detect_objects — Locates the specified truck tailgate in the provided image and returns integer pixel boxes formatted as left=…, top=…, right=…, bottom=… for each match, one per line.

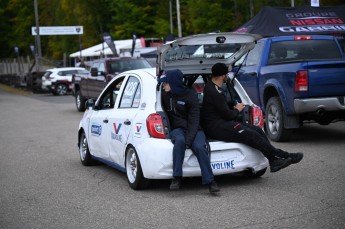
left=305, top=60, right=345, bottom=97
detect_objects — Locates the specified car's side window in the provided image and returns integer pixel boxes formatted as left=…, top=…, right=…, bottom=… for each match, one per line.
left=99, top=63, right=105, bottom=72
left=119, top=76, right=141, bottom=108
left=132, top=85, right=141, bottom=107
left=64, top=70, right=77, bottom=75
left=91, top=63, right=100, bottom=70
left=97, top=76, right=125, bottom=110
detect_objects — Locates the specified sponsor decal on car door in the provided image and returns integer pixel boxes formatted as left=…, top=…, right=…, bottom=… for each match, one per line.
left=88, top=111, right=111, bottom=160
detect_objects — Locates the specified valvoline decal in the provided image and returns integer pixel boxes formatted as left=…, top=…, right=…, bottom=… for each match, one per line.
left=113, top=123, right=122, bottom=134
left=91, top=124, right=102, bottom=136
left=211, top=160, right=235, bottom=170
left=111, top=123, right=123, bottom=142
left=135, top=123, right=142, bottom=137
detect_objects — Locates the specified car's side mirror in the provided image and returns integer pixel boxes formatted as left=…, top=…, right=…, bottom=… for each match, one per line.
left=85, top=99, right=95, bottom=110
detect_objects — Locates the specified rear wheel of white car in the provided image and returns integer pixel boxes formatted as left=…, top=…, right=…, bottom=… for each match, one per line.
left=76, top=90, right=86, bottom=112
left=79, top=131, right=96, bottom=166
left=125, top=146, right=149, bottom=190
left=265, top=97, right=293, bottom=142
left=54, top=83, right=68, bottom=96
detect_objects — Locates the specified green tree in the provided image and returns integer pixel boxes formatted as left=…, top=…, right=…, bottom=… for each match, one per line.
left=5, top=0, right=36, bottom=57
left=1, top=0, right=344, bottom=61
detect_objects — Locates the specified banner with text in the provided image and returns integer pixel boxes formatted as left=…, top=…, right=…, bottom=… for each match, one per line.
left=235, top=5, right=345, bottom=37
left=32, top=26, right=83, bottom=35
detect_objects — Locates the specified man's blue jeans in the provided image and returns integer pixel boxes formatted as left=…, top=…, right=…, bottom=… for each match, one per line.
left=170, top=128, right=214, bottom=184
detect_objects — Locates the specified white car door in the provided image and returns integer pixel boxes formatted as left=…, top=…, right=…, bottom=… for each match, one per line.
left=107, top=75, right=142, bottom=166
left=88, top=110, right=111, bottom=161
left=88, top=76, right=125, bottom=161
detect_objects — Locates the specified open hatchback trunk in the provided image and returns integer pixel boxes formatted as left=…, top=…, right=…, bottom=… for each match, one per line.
left=156, top=32, right=262, bottom=76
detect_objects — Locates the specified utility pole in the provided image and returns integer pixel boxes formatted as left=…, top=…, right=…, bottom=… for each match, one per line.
left=250, top=0, right=254, bottom=18
left=291, top=0, right=295, bottom=7
left=34, top=0, right=42, bottom=72
left=169, top=0, right=173, bottom=34
left=176, top=0, right=182, bottom=37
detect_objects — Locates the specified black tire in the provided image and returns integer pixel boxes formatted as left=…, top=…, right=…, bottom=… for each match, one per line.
left=125, top=146, right=149, bottom=190
left=54, top=83, right=68, bottom=96
left=244, top=168, right=267, bottom=178
left=79, top=131, right=96, bottom=166
left=265, top=97, right=293, bottom=142
left=75, top=90, right=86, bottom=112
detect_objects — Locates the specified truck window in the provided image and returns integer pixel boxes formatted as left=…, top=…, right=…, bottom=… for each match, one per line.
left=245, top=42, right=263, bottom=66
left=268, top=40, right=342, bottom=64
left=336, top=38, right=345, bottom=54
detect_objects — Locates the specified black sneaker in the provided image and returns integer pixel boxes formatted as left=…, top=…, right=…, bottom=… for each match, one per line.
left=289, top=152, right=303, bottom=164
left=270, top=157, right=292, bottom=173
left=170, top=177, right=181, bottom=190
left=208, top=181, right=220, bottom=193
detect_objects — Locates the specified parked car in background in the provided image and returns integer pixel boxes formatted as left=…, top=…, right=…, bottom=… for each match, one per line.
left=235, top=35, right=345, bottom=142
left=42, top=67, right=88, bottom=95
left=72, top=57, right=152, bottom=111
left=77, top=33, right=268, bottom=190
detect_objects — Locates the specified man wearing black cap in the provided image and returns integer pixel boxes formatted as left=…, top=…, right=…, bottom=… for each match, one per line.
left=160, top=69, right=219, bottom=193
left=201, top=63, right=303, bottom=173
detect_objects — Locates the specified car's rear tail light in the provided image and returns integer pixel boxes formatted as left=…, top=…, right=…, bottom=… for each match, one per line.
left=251, top=105, right=264, bottom=128
left=295, top=70, right=308, bottom=92
left=294, top=35, right=312, bottom=40
left=146, top=113, right=166, bottom=139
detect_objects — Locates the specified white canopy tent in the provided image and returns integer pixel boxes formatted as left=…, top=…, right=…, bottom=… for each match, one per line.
left=69, top=39, right=144, bottom=58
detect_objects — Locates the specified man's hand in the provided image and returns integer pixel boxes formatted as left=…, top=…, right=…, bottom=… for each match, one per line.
left=234, top=102, right=245, bottom=112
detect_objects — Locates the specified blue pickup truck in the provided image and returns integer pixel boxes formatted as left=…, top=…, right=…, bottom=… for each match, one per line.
left=235, top=35, right=345, bottom=142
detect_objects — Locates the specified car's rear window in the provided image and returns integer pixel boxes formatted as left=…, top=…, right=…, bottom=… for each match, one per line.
left=164, top=43, right=242, bottom=62
left=268, top=40, right=342, bottom=64
left=43, top=71, right=52, bottom=77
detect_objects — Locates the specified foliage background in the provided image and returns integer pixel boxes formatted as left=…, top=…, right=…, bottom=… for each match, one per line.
left=0, top=0, right=344, bottom=61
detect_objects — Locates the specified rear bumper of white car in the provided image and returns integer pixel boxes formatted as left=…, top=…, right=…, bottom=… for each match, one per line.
left=41, top=78, right=51, bottom=90
left=137, top=138, right=268, bottom=179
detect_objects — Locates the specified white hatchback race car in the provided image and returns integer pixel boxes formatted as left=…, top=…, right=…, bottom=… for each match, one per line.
left=77, top=32, right=268, bottom=190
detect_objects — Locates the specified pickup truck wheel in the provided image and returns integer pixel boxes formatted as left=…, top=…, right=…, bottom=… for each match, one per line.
left=265, top=97, right=292, bottom=142
left=125, top=146, right=149, bottom=190
left=54, top=83, right=68, bottom=96
left=75, top=90, right=86, bottom=112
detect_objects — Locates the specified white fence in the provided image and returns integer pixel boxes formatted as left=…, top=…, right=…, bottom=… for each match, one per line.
left=0, top=56, right=56, bottom=87
left=0, top=56, right=33, bottom=76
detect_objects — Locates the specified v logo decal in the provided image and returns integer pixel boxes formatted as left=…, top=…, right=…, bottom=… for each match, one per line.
left=113, top=123, right=122, bottom=134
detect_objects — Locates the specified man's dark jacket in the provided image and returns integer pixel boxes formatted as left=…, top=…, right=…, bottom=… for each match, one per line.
left=201, top=81, right=240, bottom=136
left=161, top=69, right=201, bottom=146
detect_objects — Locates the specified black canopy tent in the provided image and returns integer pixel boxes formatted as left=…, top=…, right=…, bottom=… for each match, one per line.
left=234, top=5, right=345, bottom=37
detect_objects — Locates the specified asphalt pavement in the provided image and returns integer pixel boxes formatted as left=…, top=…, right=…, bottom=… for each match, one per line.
left=0, top=86, right=344, bottom=229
